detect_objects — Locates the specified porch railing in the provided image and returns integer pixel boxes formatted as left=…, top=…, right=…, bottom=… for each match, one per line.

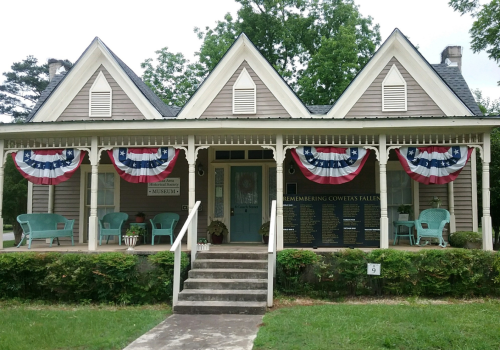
left=267, top=200, right=277, bottom=307
left=170, top=200, right=201, bottom=306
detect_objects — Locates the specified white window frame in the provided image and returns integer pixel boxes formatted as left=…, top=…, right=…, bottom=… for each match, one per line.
left=232, top=67, right=256, bottom=114
left=382, top=64, right=407, bottom=112
left=89, top=71, right=112, bottom=117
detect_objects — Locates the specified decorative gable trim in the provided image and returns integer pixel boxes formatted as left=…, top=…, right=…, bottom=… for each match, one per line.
left=31, top=38, right=163, bottom=122
left=327, top=29, right=473, bottom=118
left=233, top=67, right=256, bottom=114
left=89, top=71, right=112, bottom=117
left=382, top=64, right=406, bottom=111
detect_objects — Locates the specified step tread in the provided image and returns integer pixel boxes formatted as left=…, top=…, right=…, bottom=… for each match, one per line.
left=184, top=278, right=268, bottom=283
left=179, top=289, right=267, bottom=295
left=175, top=300, right=267, bottom=307
left=190, top=268, right=268, bottom=273
left=195, top=259, right=268, bottom=263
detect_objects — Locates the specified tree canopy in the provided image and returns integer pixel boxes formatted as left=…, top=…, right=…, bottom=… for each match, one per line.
left=449, top=0, right=500, bottom=85
left=142, top=0, right=380, bottom=107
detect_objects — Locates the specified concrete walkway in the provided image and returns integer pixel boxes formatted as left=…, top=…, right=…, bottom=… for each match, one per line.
left=3, top=232, right=14, bottom=241
left=124, top=314, right=263, bottom=350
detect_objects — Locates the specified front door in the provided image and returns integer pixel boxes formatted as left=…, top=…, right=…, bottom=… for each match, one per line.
left=230, top=166, right=262, bottom=242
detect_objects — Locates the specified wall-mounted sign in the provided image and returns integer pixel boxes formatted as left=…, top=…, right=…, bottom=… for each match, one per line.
left=367, top=263, right=381, bottom=275
left=147, top=177, right=180, bottom=196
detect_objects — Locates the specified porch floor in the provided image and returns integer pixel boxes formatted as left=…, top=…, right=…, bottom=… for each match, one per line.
left=1, top=241, right=450, bottom=253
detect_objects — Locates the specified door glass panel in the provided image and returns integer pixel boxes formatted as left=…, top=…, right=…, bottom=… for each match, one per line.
left=234, top=171, right=258, bottom=204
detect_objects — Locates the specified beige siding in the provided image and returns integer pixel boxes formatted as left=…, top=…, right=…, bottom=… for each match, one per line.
left=345, top=57, right=445, bottom=118
left=53, top=169, right=81, bottom=238
left=418, top=180, right=450, bottom=239
left=58, top=65, right=146, bottom=121
left=201, top=61, right=291, bottom=119
left=453, top=161, right=473, bottom=231
left=120, top=149, right=209, bottom=242
left=32, top=185, right=49, bottom=213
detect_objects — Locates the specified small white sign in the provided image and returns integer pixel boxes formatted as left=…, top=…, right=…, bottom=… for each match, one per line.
left=147, top=177, right=180, bottom=196
left=367, top=263, right=381, bottom=276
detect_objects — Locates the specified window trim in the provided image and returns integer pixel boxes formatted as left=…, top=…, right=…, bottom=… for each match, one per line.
left=382, top=64, right=407, bottom=112
left=89, top=71, right=112, bottom=117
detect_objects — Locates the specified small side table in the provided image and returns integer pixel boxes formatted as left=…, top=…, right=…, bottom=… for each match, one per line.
left=393, top=221, right=415, bottom=246
left=130, top=222, right=148, bottom=244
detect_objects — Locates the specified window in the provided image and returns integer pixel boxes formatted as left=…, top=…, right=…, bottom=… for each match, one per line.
left=382, top=64, right=407, bottom=112
left=233, top=67, right=256, bottom=114
left=89, top=71, right=112, bottom=117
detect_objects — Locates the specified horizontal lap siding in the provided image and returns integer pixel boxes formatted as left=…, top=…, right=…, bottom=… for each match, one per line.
left=120, top=149, right=209, bottom=242
left=346, top=57, right=445, bottom=118
left=58, top=65, right=146, bottom=121
left=53, top=169, right=81, bottom=239
left=453, top=162, right=473, bottom=231
left=201, top=61, right=291, bottom=119
left=419, top=182, right=450, bottom=239
left=32, top=185, right=49, bottom=213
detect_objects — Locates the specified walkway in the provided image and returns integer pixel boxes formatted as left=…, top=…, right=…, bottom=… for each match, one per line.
left=123, top=314, right=263, bottom=350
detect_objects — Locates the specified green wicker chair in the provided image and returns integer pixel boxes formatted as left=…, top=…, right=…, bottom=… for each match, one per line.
left=150, top=213, right=179, bottom=245
left=415, top=208, right=450, bottom=248
left=99, top=212, right=129, bottom=245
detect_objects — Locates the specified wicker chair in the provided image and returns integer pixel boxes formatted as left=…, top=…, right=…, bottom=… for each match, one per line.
left=415, top=208, right=450, bottom=248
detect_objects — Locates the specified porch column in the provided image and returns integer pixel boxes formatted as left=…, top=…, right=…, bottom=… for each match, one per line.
left=379, top=135, right=389, bottom=248
left=88, top=136, right=99, bottom=251
left=447, top=182, right=456, bottom=233
left=276, top=134, right=284, bottom=250
left=187, top=135, right=195, bottom=248
left=0, top=140, right=4, bottom=249
left=482, top=133, right=493, bottom=251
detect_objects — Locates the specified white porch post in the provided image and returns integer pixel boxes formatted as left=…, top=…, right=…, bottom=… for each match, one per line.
left=447, top=182, right=456, bottom=233
left=0, top=140, right=4, bottom=249
left=187, top=135, right=196, bottom=248
left=276, top=134, right=284, bottom=250
left=482, top=133, right=493, bottom=251
left=379, top=135, right=389, bottom=248
left=88, top=136, right=99, bottom=251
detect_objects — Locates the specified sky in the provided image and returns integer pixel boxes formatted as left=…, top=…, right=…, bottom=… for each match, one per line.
left=0, top=0, right=498, bottom=123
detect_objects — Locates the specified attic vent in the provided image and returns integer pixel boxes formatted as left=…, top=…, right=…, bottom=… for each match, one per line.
left=382, top=64, right=407, bottom=112
left=89, top=71, right=112, bottom=117
left=233, top=67, right=256, bottom=114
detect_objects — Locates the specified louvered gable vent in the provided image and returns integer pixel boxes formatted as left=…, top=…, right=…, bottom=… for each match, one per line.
left=233, top=67, right=256, bottom=114
left=382, top=64, right=407, bottom=112
left=89, top=71, right=112, bottom=117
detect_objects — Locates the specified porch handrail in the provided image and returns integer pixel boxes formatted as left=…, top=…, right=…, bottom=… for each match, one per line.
left=170, top=200, right=201, bottom=306
left=267, top=200, right=277, bottom=307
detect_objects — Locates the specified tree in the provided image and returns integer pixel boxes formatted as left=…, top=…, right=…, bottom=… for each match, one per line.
left=141, top=48, right=207, bottom=107
left=449, top=0, right=500, bottom=85
left=3, top=157, right=27, bottom=244
left=144, top=0, right=381, bottom=106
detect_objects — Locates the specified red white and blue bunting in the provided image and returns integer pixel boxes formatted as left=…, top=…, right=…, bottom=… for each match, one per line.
left=12, top=149, right=86, bottom=185
left=291, top=146, right=371, bottom=185
left=395, top=146, right=473, bottom=185
left=108, top=147, right=179, bottom=183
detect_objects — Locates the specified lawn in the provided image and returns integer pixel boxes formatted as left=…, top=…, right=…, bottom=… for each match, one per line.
left=0, top=302, right=171, bottom=350
left=254, top=301, right=500, bottom=350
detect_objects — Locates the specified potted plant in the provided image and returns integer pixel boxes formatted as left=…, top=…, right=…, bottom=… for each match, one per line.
left=397, top=204, right=412, bottom=221
left=430, top=196, right=441, bottom=208
left=259, top=221, right=271, bottom=244
left=123, top=225, right=144, bottom=251
left=197, top=237, right=210, bottom=251
left=135, top=212, right=146, bottom=223
left=207, top=219, right=227, bottom=244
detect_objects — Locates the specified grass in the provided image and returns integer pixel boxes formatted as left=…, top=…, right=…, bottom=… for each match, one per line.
left=0, top=301, right=171, bottom=350
left=254, top=301, right=500, bottom=350
left=2, top=240, right=25, bottom=248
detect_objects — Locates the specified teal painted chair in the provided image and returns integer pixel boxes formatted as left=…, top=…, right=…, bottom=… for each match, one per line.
left=150, top=213, right=179, bottom=245
left=99, top=212, right=128, bottom=245
left=17, top=213, right=75, bottom=249
left=415, top=208, right=450, bottom=248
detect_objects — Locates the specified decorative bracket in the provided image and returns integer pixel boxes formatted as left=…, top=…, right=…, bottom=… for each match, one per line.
left=175, top=146, right=189, bottom=162
left=97, top=147, right=112, bottom=164
left=261, top=145, right=276, bottom=161
left=363, top=146, right=379, bottom=161
left=282, top=145, right=298, bottom=164
left=3, top=150, right=17, bottom=167
left=386, top=146, right=401, bottom=161
left=195, top=146, right=210, bottom=160
left=467, top=144, right=483, bottom=161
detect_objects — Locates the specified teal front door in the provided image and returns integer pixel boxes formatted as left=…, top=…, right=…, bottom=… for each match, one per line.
left=230, top=166, right=262, bottom=242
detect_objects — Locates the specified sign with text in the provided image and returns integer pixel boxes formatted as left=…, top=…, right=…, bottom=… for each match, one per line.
left=147, top=177, right=180, bottom=196
left=367, top=263, right=381, bottom=275
left=283, top=194, right=380, bottom=248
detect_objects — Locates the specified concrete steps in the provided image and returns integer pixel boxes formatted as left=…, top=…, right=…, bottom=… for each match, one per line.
left=174, top=251, right=268, bottom=315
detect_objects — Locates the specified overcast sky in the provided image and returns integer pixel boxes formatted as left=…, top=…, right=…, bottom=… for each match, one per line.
left=0, top=0, right=498, bottom=123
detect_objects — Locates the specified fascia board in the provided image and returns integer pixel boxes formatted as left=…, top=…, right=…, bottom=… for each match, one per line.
left=33, top=40, right=163, bottom=122
left=3, top=118, right=500, bottom=137
left=178, top=35, right=310, bottom=119
left=327, top=32, right=472, bottom=119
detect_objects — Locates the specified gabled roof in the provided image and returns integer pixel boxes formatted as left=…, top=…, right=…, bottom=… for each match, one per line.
left=326, top=29, right=475, bottom=118
left=28, top=37, right=176, bottom=122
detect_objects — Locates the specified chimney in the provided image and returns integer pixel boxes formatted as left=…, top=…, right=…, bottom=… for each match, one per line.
left=441, top=46, right=462, bottom=71
left=48, top=58, right=63, bottom=82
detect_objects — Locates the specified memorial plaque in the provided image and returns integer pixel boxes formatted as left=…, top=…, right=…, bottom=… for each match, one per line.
left=283, top=194, right=380, bottom=247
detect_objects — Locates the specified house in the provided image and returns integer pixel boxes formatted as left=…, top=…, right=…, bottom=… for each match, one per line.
left=0, top=28, right=497, bottom=252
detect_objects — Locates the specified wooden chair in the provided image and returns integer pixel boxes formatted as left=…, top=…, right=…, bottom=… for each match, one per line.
left=415, top=208, right=450, bottom=248
left=150, top=213, right=180, bottom=245
left=99, top=212, right=128, bottom=245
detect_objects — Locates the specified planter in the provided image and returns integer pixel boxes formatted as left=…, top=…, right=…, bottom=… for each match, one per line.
left=263, top=235, right=269, bottom=244
left=135, top=217, right=145, bottom=223
left=123, top=235, right=139, bottom=251
left=197, top=243, right=210, bottom=251
left=211, top=234, right=223, bottom=244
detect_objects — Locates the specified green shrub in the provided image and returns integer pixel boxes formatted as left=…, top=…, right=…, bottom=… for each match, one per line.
left=449, top=231, right=482, bottom=248
left=277, top=249, right=318, bottom=294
